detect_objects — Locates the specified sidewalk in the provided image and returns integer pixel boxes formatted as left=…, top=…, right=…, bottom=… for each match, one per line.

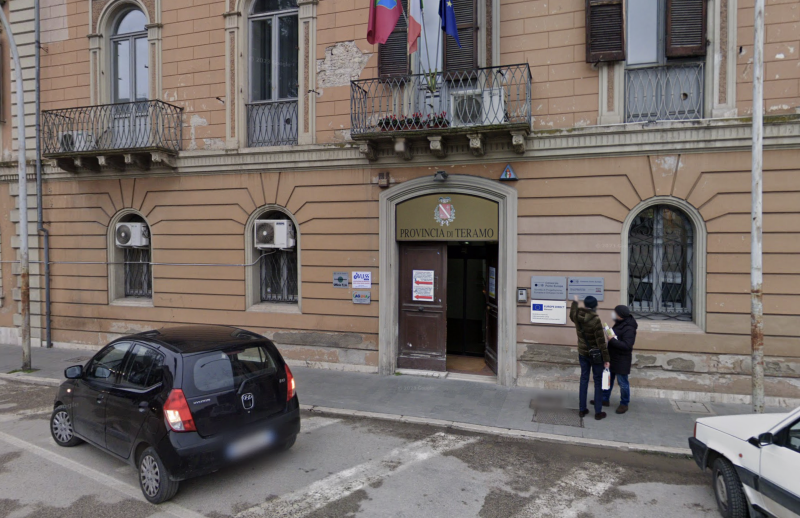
left=0, top=344, right=787, bottom=453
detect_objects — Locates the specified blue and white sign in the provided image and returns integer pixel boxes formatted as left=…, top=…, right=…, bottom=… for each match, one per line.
left=567, top=277, right=604, bottom=301
left=530, top=276, right=567, bottom=300
left=352, top=271, right=372, bottom=289
left=530, top=300, right=567, bottom=324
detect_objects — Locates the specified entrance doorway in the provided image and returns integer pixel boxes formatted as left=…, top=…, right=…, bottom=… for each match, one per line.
left=397, top=240, right=498, bottom=376
left=446, top=243, right=498, bottom=376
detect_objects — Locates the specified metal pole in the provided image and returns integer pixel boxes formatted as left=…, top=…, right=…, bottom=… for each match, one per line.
left=34, top=0, right=52, bottom=348
left=0, top=8, right=31, bottom=369
left=751, top=0, right=765, bottom=413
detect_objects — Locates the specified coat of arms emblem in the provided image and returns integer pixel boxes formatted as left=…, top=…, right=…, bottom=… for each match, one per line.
left=434, top=197, right=455, bottom=226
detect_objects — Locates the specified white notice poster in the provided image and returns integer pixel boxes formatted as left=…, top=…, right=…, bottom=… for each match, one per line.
left=530, top=300, right=567, bottom=325
left=352, top=271, right=372, bottom=289
left=412, top=270, right=435, bottom=301
left=488, top=267, right=496, bottom=299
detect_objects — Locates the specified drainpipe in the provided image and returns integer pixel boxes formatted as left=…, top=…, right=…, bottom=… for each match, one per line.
left=34, top=0, right=51, bottom=348
left=0, top=6, right=31, bottom=368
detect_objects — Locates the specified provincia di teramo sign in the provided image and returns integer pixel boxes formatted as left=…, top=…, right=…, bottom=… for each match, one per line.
left=396, top=194, right=499, bottom=241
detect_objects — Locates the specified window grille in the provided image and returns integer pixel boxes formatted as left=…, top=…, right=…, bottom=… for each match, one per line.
left=628, top=205, right=693, bottom=320
left=124, top=246, right=152, bottom=298
left=260, top=247, right=298, bottom=302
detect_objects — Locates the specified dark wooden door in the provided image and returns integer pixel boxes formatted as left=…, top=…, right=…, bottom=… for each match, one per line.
left=398, top=242, right=447, bottom=371
left=485, top=244, right=499, bottom=374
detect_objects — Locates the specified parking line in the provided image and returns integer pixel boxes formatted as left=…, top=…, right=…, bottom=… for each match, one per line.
left=236, top=431, right=477, bottom=518
left=0, top=430, right=206, bottom=518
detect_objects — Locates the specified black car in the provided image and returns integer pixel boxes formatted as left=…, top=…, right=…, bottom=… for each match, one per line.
left=49, top=325, right=300, bottom=504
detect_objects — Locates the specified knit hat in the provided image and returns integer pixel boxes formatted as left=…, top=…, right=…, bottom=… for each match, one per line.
left=583, top=296, right=598, bottom=309
left=614, top=304, right=632, bottom=318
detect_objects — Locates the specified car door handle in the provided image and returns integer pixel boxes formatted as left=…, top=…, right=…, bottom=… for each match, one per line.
left=138, top=401, right=149, bottom=413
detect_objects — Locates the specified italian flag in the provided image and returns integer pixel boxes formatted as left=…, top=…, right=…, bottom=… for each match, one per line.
left=408, top=0, right=422, bottom=54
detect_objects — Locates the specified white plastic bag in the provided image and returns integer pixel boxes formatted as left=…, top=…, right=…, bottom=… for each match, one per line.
left=602, top=368, right=611, bottom=391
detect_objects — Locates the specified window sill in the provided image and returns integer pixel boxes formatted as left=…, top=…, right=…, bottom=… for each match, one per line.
left=247, top=302, right=301, bottom=314
left=110, top=298, right=154, bottom=308
left=636, top=320, right=704, bottom=334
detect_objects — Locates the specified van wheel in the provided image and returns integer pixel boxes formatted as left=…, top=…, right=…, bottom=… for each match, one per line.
left=712, top=458, right=747, bottom=518
left=138, top=447, right=179, bottom=504
left=50, top=405, right=82, bottom=447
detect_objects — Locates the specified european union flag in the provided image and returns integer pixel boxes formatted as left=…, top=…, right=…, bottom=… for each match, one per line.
left=439, top=0, right=461, bottom=48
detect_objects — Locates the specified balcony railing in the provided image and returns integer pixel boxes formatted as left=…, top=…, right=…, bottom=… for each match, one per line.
left=625, top=63, right=704, bottom=123
left=247, top=101, right=298, bottom=147
left=350, top=64, right=532, bottom=137
left=42, top=100, right=183, bottom=157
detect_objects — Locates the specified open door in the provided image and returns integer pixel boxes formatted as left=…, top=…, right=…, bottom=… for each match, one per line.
left=398, top=242, right=447, bottom=371
left=485, top=244, right=499, bottom=374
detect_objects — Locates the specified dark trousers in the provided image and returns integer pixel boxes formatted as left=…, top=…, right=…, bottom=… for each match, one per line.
left=579, top=354, right=604, bottom=415
left=602, top=372, right=630, bottom=406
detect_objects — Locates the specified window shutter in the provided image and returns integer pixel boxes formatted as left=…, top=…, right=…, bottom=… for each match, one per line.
left=378, top=0, right=409, bottom=77
left=585, top=0, right=625, bottom=63
left=444, top=0, right=477, bottom=72
left=666, top=0, right=707, bottom=58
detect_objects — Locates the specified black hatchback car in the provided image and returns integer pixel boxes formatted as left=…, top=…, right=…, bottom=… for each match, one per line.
left=50, top=325, right=300, bottom=503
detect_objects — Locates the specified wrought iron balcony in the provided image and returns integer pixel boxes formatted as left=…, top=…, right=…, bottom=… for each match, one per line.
left=625, top=63, right=704, bottom=123
left=42, top=100, right=183, bottom=172
left=350, top=64, right=531, bottom=159
left=247, top=101, right=298, bottom=147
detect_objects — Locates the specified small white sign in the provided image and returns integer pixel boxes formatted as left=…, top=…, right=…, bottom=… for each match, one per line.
left=352, top=271, right=372, bottom=289
left=412, top=270, right=435, bottom=301
left=488, top=267, right=496, bottom=299
left=530, top=300, right=567, bottom=325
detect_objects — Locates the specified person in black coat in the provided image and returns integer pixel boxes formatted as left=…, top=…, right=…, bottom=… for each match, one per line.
left=601, top=305, right=637, bottom=414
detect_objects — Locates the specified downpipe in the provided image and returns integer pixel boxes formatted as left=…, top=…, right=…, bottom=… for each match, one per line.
left=34, top=0, right=52, bottom=347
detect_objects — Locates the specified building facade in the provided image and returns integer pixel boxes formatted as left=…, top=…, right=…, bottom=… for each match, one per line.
left=0, top=0, right=798, bottom=404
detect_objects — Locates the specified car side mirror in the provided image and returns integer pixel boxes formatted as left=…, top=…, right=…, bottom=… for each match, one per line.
left=64, top=365, right=83, bottom=379
left=758, top=432, right=774, bottom=447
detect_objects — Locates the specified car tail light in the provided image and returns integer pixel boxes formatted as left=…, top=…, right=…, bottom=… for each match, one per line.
left=693, top=422, right=697, bottom=438
left=164, top=389, right=196, bottom=432
left=285, top=364, right=295, bottom=401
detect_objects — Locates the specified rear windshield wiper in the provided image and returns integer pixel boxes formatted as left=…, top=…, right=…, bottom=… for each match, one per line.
left=236, top=371, right=271, bottom=395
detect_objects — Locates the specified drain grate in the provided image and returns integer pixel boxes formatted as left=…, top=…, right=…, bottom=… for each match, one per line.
left=671, top=401, right=713, bottom=414
left=532, top=408, right=584, bottom=428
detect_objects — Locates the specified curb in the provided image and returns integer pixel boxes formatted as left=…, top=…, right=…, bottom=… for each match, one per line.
left=0, top=373, right=62, bottom=387
left=300, top=404, right=692, bottom=457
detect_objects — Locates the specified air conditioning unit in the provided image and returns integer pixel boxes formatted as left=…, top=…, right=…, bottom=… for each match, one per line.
left=115, top=222, right=150, bottom=248
left=58, top=131, right=96, bottom=153
left=450, top=88, right=506, bottom=127
left=254, top=219, right=296, bottom=249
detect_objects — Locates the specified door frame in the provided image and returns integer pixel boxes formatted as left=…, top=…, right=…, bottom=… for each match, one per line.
left=378, top=175, right=518, bottom=387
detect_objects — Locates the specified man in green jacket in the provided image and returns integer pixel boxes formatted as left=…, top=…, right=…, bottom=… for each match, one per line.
left=570, top=295, right=610, bottom=420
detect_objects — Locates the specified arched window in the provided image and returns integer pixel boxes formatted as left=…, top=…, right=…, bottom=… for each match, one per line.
left=627, top=205, right=694, bottom=321
left=109, top=211, right=153, bottom=303
left=246, top=207, right=300, bottom=309
left=247, top=0, right=299, bottom=146
left=111, top=9, right=148, bottom=103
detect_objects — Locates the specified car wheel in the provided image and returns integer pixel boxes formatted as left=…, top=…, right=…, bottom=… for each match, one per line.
left=138, top=447, right=179, bottom=504
left=279, top=434, right=297, bottom=452
left=712, top=458, right=748, bottom=518
left=50, top=405, right=82, bottom=447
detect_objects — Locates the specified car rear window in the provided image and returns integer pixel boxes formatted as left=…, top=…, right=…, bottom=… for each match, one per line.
left=183, top=345, right=278, bottom=396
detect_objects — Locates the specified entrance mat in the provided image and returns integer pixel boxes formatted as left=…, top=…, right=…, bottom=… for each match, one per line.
left=532, top=408, right=584, bottom=428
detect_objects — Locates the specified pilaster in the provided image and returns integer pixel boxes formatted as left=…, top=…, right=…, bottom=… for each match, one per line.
left=297, top=0, right=318, bottom=145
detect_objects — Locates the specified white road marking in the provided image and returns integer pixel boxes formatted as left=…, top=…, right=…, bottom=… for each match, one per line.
left=300, top=416, right=340, bottom=434
left=514, top=462, right=624, bottom=518
left=236, top=431, right=477, bottom=518
left=0, top=430, right=206, bottom=518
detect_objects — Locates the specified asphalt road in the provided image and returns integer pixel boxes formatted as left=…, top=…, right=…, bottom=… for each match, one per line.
left=0, top=379, right=720, bottom=518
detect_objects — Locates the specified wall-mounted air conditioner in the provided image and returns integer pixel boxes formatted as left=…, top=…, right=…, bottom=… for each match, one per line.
left=58, top=131, right=96, bottom=153
left=115, top=222, right=150, bottom=248
left=254, top=219, right=296, bottom=249
left=450, top=88, right=506, bottom=127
